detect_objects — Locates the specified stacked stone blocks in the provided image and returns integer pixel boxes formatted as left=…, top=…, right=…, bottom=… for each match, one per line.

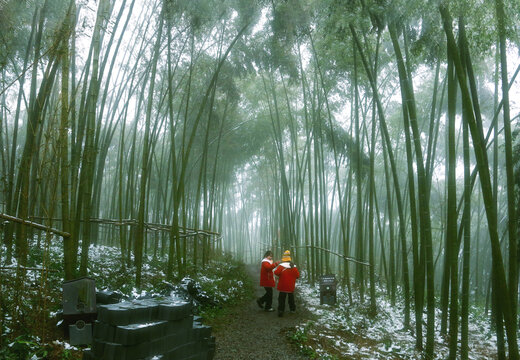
left=83, top=298, right=214, bottom=360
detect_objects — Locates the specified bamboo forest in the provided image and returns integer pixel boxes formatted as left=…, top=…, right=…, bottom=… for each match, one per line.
left=0, top=0, right=519, bottom=359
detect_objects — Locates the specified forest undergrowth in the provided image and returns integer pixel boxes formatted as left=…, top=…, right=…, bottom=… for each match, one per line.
left=0, top=237, right=505, bottom=359
left=0, top=237, right=253, bottom=359
left=288, top=278, right=500, bottom=359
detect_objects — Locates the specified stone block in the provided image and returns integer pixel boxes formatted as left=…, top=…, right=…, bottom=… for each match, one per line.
left=92, top=320, right=105, bottom=339
left=143, top=355, right=164, bottom=360
left=137, top=300, right=159, bottom=320
left=82, top=349, right=96, bottom=360
left=69, top=321, right=92, bottom=345
left=114, top=321, right=168, bottom=346
left=206, top=336, right=216, bottom=360
left=83, top=297, right=204, bottom=360
left=93, top=321, right=116, bottom=342
left=157, top=300, right=191, bottom=321
left=149, top=320, right=170, bottom=339
left=162, top=341, right=197, bottom=360
left=125, top=341, right=155, bottom=360
left=160, top=330, right=192, bottom=353
left=191, top=324, right=212, bottom=341
left=92, top=339, right=105, bottom=357
left=167, top=316, right=193, bottom=334
left=128, top=305, right=148, bottom=324
left=63, top=277, right=96, bottom=315
left=97, top=304, right=132, bottom=326
left=102, top=341, right=129, bottom=360
left=183, top=355, right=199, bottom=360
left=208, top=346, right=216, bottom=360
left=96, top=290, right=122, bottom=305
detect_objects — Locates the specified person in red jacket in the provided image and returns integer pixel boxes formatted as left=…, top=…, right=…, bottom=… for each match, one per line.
left=274, top=250, right=300, bottom=317
left=257, top=250, right=279, bottom=311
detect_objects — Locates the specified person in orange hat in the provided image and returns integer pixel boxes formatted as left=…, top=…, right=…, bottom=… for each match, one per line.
left=274, top=250, right=300, bottom=317
left=257, top=250, right=279, bottom=311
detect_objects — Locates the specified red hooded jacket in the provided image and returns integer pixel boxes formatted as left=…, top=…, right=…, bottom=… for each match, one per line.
left=260, top=258, right=279, bottom=287
left=274, top=262, right=300, bottom=293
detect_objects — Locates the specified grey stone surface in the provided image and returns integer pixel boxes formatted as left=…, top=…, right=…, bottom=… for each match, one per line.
left=166, top=315, right=193, bottom=333
left=157, top=301, right=191, bottom=321
left=114, top=321, right=168, bottom=345
left=88, top=297, right=213, bottom=360
left=192, top=324, right=212, bottom=341
left=69, top=322, right=92, bottom=345
left=101, top=341, right=125, bottom=359
left=63, top=277, right=97, bottom=315
left=98, top=304, right=132, bottom=326
left=82, top=349, right=95, bottom=360
left=92, top=338, right=105, bottom=357
left=162, top=341, right=197, bottom=359
left=93, top=320, right=116, bottom=342
left=96, top=290, right=123, bottom=305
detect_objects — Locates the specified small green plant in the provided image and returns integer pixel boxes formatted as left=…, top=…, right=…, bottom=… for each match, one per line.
left=58, top=347, right=74, bottom=360
left=288, top=323, right=317, bottom=358
left=382, top=335, right=393, bottom=350
left=289, top=328, right=308, bottom=343
left=0, top=335, right=50, bottom=359
left=321, top=355, right=339, bottom=360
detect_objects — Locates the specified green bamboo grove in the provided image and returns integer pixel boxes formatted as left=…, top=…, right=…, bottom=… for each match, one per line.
left=0, top=0, right=519, bottom=358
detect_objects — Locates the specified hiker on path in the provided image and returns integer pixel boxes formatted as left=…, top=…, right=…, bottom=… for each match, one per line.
left=274, top=250, right=300, bottom=317
left=257, top=250, right=279, bottom=312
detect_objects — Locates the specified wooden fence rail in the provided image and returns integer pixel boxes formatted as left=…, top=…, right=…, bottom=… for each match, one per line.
left=26, top=216, right=221, bottom=239
left=0, top=213, right=70, bottom=238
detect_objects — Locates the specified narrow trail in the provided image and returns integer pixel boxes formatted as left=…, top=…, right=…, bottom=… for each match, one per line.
left=211, top=264, right=313, bottom=359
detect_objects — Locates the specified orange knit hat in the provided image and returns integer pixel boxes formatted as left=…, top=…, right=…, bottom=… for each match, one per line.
left=282, top=250, right=291, bottom=262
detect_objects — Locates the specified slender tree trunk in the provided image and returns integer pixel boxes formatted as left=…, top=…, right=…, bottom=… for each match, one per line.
left=460, top=53, right=471, bottom=360
left=495, top=0, right=518, bottom=336
left=3, top=8, right=38, bottom=263
left=79, top=0, right=109, bottom=276
left=439, top=7, right=518, bottom=358
left=61, top=1, right=74, bottom=280
left=135, top=4, right=164, bottom=288
left=446, top=50, right=459, bottom=359
left=353, top=42, right=365, bottom=301
left=388, top=22, right=433, bottom=353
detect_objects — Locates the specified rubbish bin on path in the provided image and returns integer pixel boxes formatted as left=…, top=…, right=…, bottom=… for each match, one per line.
left=319, top=274, right=337, bottom=305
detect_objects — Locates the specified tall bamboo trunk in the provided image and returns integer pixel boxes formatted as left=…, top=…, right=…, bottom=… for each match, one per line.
left=440, top=7, right=518, bottom=358
left=135, top=4, right=165, bottom=287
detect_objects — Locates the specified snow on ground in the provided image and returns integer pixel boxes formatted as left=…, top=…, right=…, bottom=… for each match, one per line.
left=293, top=281, right=499, bottom=359
left=1, top=238, right=251, bottom=358
left=0, top=239, right=503, bottom=359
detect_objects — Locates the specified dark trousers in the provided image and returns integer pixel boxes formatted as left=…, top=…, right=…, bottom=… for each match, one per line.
left=278, top=291, right=295, bottom=313
left=259, top=287, right=273, bottom=309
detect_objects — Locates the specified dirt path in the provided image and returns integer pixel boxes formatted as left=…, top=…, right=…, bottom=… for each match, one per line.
left=211, top=264, right=313, bottom=359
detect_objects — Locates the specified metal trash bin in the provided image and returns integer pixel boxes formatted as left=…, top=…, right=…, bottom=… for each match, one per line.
left=320, top=274, right=337, bottom=305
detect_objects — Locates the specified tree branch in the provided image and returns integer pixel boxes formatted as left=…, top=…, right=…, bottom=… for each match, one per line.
left=0, top=213, right=70, bottom=238
left=294, top=245, right=371, bottom=267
